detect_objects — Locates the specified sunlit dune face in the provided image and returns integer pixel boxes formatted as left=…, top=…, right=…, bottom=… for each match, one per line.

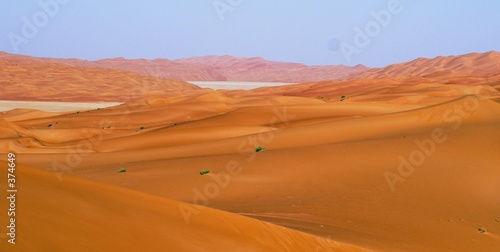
left=1, top=51, right=499, bottom=251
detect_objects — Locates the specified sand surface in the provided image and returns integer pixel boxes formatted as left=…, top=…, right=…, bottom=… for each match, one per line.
left=0, top=51, right=368, bottom=82
left=177, top=55, right=368, bottom=82
left=1, top=52, right=500, bottom=251
left=0, top=53, right=201, bottom=102
left=188, top=81, right=295, bottom=90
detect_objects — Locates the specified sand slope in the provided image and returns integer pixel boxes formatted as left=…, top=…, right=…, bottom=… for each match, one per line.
left=0, top=51, right=368, bottom=83
left=0, top=163, right=370, bottom=252
left=177, top=55, right=368, bottom=82
left=1, top=84, right=499, bottom=251
left=0, top=51, right=227, bottom=81
left=346, top=51, right=500, bottom=80
left=0, top=53, right=201, bottom=102
left=1, top=51, right=500, bottom=251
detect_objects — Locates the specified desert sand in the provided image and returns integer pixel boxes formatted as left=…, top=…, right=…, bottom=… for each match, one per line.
left=188, top=81, right=295, bottom=90
left=176, top=55, right=368, bottom=82
left=0, top=51, right=500, bottom=251
left=0, top=52, right=368, bottom=83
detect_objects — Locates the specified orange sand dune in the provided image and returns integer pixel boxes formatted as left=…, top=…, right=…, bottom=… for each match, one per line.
left=176, top=55, right=368, bottom=82
left=1, top=81, right=500, bottom=251
left=0, top=51, right=227, bottom=81
left=346, top=51, right=500, bottom=80
left=0, top=54, right=201, bottom=102
left=0, top=51, right=368, bottom=83
left=1, top=52, right=500, bottom=251
left=0, top=163, right=370, bottom=252
left=251, top=73, right=500, bottom=104
left=94, top=57, right=228, bottom=81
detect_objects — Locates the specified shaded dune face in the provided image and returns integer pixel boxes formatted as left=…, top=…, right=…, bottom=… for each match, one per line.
left=0, top=51, right=500, bottom=251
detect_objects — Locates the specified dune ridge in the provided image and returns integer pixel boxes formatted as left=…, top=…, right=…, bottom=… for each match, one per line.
left=345, top=51, right=500, bottom=80
left=1, top=51, right=500, bottom=251
left=0, top=51, right=368, bottom=83
left=176, top=55, right=368, bottom=82
left=0, top=55, right=201, bottom=102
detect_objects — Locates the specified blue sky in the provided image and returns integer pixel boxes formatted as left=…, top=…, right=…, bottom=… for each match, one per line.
left=1, top=0, right=499, bottom=67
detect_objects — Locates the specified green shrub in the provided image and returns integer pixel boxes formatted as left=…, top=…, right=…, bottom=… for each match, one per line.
left=478, top=228, right=487, bottom=233
left=199, top=170, right=210, bottom=175
left=118, top=168, right=127, bottom=173
left=255, top=146, right=265, bottom=152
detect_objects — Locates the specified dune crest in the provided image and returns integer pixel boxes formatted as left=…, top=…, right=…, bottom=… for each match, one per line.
left=1, top=51, right=500, bottom=251
left=0, top=51, right=368, bottom=83
left=345, top=51, right=500, bottom=80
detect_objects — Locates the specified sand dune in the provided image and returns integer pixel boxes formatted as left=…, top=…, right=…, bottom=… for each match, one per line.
left=2, top=84, right=500, bottom=251
left=0, top=53, right=201, bottom=102
left=188, top=81, right=294, bottom=90
left=1, top=51, right=368, bottom=83
left=0, top=51, right=227, bottom=81
left=1, top=51, right=500, bottom=251
left=346, top=51, right=500, bottom=80
left=177, top=55, right=368, bottom=82
left=0, top=162, right=370, bottom=252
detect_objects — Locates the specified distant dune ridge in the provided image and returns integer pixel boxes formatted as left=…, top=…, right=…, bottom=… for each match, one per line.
left=0, top=51, right=500, bottom=251
left=1, top=51, right=499, bottom=102
left=344, top=51, right=500, bottom=80
left=176, top=55, right=368, bottom=82
left=0, top=52, right=202, bottom=102
left=0, top=51, right=368, bottom=83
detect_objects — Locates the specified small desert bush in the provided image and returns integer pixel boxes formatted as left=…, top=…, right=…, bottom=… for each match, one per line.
left=255, top=146, right=265, bottom=152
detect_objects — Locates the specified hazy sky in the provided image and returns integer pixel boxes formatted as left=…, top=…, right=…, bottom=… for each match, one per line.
left=1, top=0, right=499, bottom=67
